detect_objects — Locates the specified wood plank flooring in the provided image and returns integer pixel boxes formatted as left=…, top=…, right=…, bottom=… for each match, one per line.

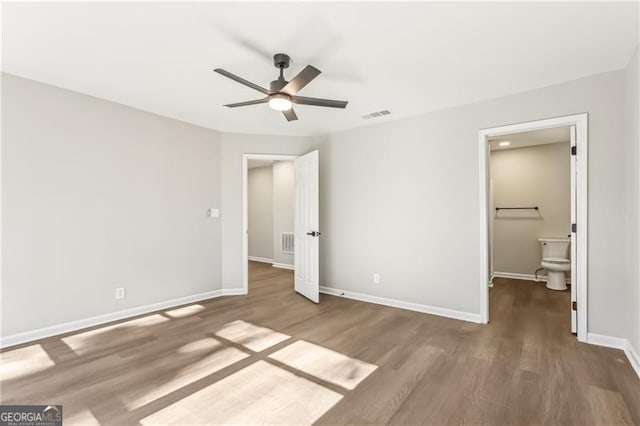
left=1, top=263, right=639, bottom=425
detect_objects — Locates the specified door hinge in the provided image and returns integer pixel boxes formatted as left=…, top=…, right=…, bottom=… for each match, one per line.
left=571, top=145, right=576, bottom=155
left=572, top=223, right=576, bottom=233
left=572, top=301, right=577, bottom=311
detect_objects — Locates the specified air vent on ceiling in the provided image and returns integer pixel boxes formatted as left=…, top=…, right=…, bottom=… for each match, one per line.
left=362, top=110, right=391, bottom=119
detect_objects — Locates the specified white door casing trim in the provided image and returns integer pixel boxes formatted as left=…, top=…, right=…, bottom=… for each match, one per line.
left=478, top=113, right=588, bottom=342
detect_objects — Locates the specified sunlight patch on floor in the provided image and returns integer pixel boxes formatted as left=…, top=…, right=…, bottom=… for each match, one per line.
left=269, top=340, right=378, bottom=390
left=177, top=337, right=220, bottom=354
left=62, top=314, right=169, bottom=355
left=214, top=320, right=290, bottom=352
left=0, top=344, right=55, bottom=381
left=165, top=304, right=205, bottom=319
left=65, top=408, right=100, bottom=426
left=122, top=344, right=249, bottom=410
left=140, top=360, right=342, bottom=425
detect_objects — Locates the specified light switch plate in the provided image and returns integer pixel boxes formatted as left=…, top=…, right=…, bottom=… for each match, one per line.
left=208, top=208, right=220, bottom=218
left=115, top=287, right=126, bottom=299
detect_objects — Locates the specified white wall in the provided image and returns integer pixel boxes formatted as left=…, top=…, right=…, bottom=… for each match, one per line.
left=220, top=133, right=312, bottom=290
left=624, top=47, right=639, bottom=354
left=272, top=161, right=295, bottom=266
left=312, top=69, right=630, bottom=338
left=1, top=73, right=222, bottom=337
left=3, top=56, right=639, bottom=353
left=247, top=166, right=273, bottom=260
left=491, top=142, right=571, bottom=277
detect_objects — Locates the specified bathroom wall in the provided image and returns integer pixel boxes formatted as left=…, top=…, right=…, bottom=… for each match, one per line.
left=247, top=166, right=274, bottom=261
left=272, top=162, right=295, bottom=267
left=491, top=142, right=571, bottom=277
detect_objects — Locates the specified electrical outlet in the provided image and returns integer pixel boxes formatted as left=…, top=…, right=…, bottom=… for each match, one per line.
left=115, top=287, right=126, bottom=300
left=373, top=273, right=380, bottom=284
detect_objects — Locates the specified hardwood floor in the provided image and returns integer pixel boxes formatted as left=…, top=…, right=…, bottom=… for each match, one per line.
left=1, top=263, right=639, bottom=425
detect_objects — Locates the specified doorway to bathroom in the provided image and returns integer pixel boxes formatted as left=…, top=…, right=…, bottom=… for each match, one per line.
left=478, top=114, right=588, bottom=342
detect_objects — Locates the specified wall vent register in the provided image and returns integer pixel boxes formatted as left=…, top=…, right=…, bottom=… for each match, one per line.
left=281, top=232, right=295, bottom=254
left=362, top=110, right=391, bottom=119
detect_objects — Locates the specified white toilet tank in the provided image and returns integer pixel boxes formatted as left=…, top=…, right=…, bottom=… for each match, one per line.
left=538, top=238, right=570, bottom=259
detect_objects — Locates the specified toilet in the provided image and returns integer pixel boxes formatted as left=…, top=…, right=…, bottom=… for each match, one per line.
left=538, top=238, right=571, bottom=291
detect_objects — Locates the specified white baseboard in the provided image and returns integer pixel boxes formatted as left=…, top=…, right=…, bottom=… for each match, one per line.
left=272, top=263, right=294, bottom=270
left=624, top=341, right=640, bottom=379
left=221, top=288, right=246, bottom=296
left=587, top=333, right=640, bottom=379
left=319, top=286, right=481, bottom=324
left=586, top=333, right=627, bottom=348
left=0, top=289, right=229, bottom=349
left=492, top=271, right=572, bottom=284
left=248, top=256, right=274, bottom=264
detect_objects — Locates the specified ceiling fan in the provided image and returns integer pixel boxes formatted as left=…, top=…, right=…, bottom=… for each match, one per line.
left=214, top=53, right=348, bottom=122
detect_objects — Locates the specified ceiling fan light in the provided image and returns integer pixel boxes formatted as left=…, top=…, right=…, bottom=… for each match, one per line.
left=268, top=94, right=292, bottom=111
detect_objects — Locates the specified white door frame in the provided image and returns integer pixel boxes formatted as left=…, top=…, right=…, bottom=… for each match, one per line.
left=242, top=153, right=298, bottom=294
left=478, top=113, right=588, bottom=342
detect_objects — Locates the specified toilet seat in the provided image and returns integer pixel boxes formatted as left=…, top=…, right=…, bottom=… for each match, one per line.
left=541, top=257, right=570, bottom=273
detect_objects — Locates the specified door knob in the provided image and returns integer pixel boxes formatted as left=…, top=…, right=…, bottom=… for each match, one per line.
left=306, top=231, right=322, bottom=237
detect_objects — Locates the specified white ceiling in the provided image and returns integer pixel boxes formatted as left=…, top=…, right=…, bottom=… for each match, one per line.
left=489, top=126, right=570, bottom=151
left=3, top=2, right=638, bottom=137
left=248, top=159, right=274, bottom=169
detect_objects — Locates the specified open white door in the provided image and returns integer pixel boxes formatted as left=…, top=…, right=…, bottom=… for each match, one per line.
left=570, top=125, right=577, bottom=334
left=294, top=150, right=320, bottom=303
left=489, top=178, right=494, bottom=287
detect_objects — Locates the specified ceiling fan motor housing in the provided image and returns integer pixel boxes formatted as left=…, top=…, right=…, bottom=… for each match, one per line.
left=273, top=53, right=291, bottom=69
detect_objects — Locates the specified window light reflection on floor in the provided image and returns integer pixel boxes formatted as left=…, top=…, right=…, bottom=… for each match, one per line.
left=140, top=360, right=343, bottom=426
left=165, top=304, right=205, bottom=319
left=1, top=319, right=379, bottom=425
left=269, top=340, right=378, bottom=390
left=122, top=339, right=248, bottom=410
left=62, top=314, right=169, bottom=356
left=0, top=344, right=56, bottom=381
left=64, top=408, right=100, bottom=426
left=214, top=320, right=290, bottom=352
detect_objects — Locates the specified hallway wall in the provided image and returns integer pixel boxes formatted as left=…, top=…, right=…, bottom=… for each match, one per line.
left=247, top=166, right=273, bottom=261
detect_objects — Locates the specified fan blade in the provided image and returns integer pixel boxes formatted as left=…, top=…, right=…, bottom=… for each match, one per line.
left=214, top=69, right=271, bottom=95
left=282, top=108, right=298, bottom=122
left=224, top=98, right=268, bottom=108
left=292, top=95, right=348, bottom=109
left=280, top=65, right=321, bottom=95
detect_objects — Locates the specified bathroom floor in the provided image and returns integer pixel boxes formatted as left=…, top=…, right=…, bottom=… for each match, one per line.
left=1, top=267, right=638, bottom=425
